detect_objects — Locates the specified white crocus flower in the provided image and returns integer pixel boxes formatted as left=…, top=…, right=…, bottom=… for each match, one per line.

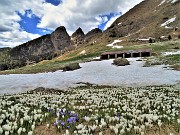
left=28, top=131, right=33, bottom=135
left=17, top=127, right=22, bottom=135
left=31, top=125, right=35, bottom=131
left=46, top=124, right=50, bottom=128
left=0, top=127, right=3, bottom=134
left=5, top=131, right=9, bottom=135
left=65, top=130, right=69, bottom=135
left=2, top=125, right=11, bottom=131
left=76, top=124, right=83, bottom=130
left=177, top=119, right=180, bottom=124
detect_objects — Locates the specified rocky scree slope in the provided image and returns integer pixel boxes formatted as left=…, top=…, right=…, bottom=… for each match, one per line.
left=103, top=0, right=180, bottom=41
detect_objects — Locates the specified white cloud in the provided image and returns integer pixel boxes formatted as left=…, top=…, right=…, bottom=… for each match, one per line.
left=103, top=14, right=121, bottom=30
left=37, top=0, right=144, bottom=34
left=0, top=0, right=43, bottom=47
left=0, top=0, right=144, bottom=47
left=0, top=30, right=40, bottom=48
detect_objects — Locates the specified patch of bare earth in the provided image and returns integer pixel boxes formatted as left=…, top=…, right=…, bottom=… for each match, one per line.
left=145, top=125, right=179, bottom=135
left=35, top=124, right=61, bottom=135
left=35, top=124, right=179, bottom=135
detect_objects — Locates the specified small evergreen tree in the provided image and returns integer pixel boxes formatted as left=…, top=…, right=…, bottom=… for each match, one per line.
left=168, top=35, right=172, bottom=40
left=149, top=38, right=153, bottom=43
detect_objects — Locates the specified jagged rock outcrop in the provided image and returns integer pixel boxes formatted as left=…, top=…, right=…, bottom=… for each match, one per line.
left=84, top=28, right=102, bottom=43
left=51, top=26, right=71, bottom=50
left=71, top=27, right=85, bottom=46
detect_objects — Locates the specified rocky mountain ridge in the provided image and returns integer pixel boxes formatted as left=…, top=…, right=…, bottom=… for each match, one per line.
left=0, top=0, right=180, bottom=70
left=0, top=26, right=102, bottom=70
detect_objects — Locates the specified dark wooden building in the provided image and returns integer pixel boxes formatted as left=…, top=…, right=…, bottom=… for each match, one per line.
left=101, top=49, right=152, bottom=59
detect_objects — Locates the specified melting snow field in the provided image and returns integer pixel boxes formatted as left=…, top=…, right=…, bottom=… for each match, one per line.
left=106, top=40, right=123, bottom=49
left=161, top=16, right=176, bottom=27
left=0, top=58, right=180, bottom=94
left=162, top=50, right=180, bottom=56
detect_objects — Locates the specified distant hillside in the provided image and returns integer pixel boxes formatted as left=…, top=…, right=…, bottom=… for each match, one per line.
left=104, top=0, right=180, bottom=40
left=0, top=0, right=180, bottom=71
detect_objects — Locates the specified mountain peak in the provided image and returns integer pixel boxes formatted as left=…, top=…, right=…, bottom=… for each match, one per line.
left=72, top=27, right=85, bottom=38
left=55, top=26, right=67, bottom=32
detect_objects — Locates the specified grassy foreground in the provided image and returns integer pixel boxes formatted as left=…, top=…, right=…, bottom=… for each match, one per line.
left=0, top=40, right=179, bottom=74
left=0, top=84, right=180, bottom=135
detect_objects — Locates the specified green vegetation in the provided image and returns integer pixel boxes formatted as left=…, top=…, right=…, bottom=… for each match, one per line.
left=144, top=54, right=180, bottom=70
left=0, top=53, right=99, bottom=74
left=0, top=40, right=179, bottom=74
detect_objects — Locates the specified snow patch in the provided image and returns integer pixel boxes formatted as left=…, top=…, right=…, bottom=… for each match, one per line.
left=79, top=50, right=86, bottom=55
left=112, top=46, right=123, bottom=49
left=106, top=40, right=123, bottom=49
left=171, top=0, right=179, bottom=3
left=138, top=38, right=149, bottom=41
left=160, top=36, right=166, bottom=38
left=161, top=16, right=176, bottom=27
left=93, top=57, right=100, bottom=60
left=165, top=26, right=173, bottom=29
left=158, top=0, right=179, bottom=5
left=118, top=22, right=122, bottom=25
left=158, top=0, right=166, bottom=6
left=162, top=51, right=180, bottom=56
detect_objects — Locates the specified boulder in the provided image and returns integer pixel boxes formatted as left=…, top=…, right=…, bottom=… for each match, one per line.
left=113, top=58, right=129, bottom=66
left=63, top=63, right=81, bottom=71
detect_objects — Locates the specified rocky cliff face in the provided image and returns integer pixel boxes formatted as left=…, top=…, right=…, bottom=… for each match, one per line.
left=51, top=26, right=71, bottom=51
left=71, top=27, right=85, bottom=46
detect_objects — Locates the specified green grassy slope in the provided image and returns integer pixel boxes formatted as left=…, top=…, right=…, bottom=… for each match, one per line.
left=0, top=40, right=179, bottom=74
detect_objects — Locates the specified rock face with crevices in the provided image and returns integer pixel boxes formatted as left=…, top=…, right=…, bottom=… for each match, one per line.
left=51, top=26, right=71, bottom=51
left=71, top=27, right=85, bottom=46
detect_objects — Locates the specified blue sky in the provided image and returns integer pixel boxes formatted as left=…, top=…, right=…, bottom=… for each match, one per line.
left=45, top=0, right=61, bottom=6
left=18, top=10, right=52, bottom=35
left=0, top=0, right=143, bottom=48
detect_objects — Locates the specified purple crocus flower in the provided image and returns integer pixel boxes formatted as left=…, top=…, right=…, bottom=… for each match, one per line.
left=70, top=113, right=78, bottom=117
left=54, top=122, right=57, bottom=126
left=60, top=112, right=66, bottom=115
left=61, top=122, right=65, bottom=126
left=67, top=117, right=77, bottom=123
left=67, top=125, right=70, bottom=129
left=58, top=120, right=62, bottom=123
